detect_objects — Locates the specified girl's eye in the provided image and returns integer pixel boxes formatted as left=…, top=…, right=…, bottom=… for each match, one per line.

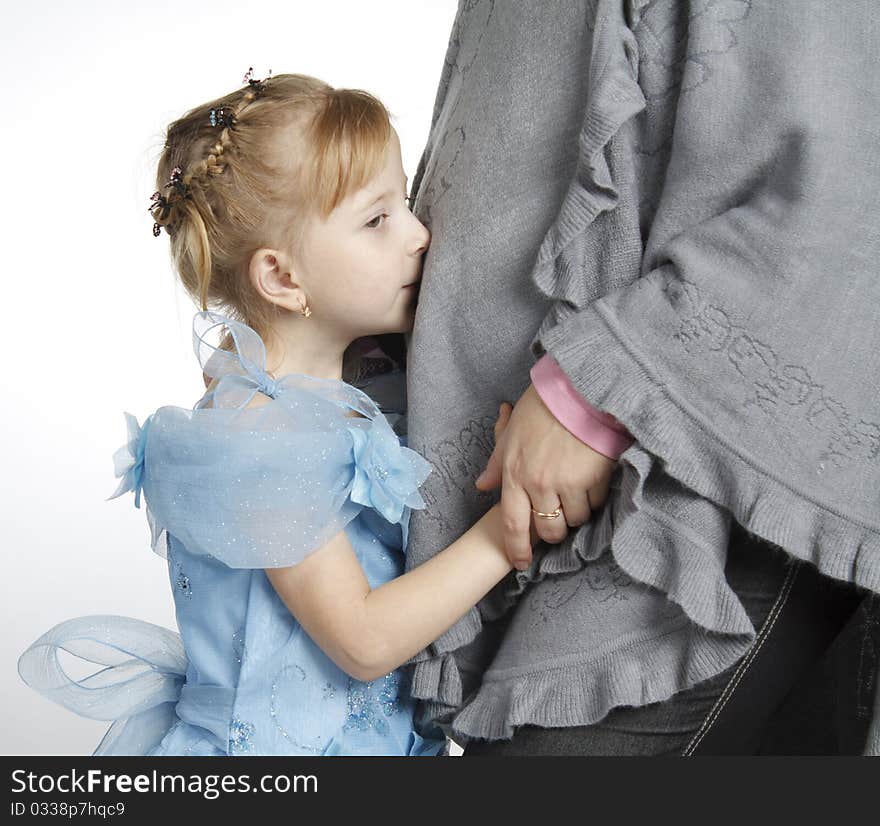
left=365, top=213, right=388, bottom=229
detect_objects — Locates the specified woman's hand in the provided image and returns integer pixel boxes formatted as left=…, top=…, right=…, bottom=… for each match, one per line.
left=476, top=384, right=617, bottom=569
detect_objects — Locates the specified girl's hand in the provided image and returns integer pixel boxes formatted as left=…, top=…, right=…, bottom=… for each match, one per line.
left=494, top=401, right=514, bottom=439
left=489, top=402, right=540, bottom=549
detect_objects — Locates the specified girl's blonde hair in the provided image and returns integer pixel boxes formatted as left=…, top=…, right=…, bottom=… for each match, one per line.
left=151, top=73, right=399, bottom=378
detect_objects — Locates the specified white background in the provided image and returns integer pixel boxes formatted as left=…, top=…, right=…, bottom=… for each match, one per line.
left=2, top=0, right=458, bottom=756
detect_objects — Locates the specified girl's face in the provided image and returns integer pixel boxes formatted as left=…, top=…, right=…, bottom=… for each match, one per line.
left=294, top=128, right=429, bottom=340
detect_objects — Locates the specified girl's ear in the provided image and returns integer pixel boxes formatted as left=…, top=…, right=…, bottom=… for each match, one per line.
left=248, top=248, right=306, bottom=312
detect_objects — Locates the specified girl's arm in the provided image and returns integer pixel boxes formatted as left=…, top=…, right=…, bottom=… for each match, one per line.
left=267, top=504, right=529, bottom=682
left=266, top=404, right=541, bottom=681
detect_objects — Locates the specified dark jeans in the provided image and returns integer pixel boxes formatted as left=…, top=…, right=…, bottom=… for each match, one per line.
left=464, top=522, right=879, bottom=756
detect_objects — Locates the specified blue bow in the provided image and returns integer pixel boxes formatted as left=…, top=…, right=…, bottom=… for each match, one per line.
left=18, top=615, right=187, bottom=755
left=201, top=370, right=279, bottom=410
left=108, top=412, right=152, bottom=509
left=192, top=310, right=280, bottom=410
left=347, top=416, right=432, bottom=526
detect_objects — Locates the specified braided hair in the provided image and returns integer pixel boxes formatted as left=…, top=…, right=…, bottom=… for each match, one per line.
left=150, top=73, right=393, bottom=374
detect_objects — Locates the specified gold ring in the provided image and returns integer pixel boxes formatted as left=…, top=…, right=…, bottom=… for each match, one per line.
left=531, top=506, right=562, bottom=519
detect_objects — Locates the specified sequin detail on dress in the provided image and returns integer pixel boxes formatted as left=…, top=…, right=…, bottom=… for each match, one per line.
left=174, top=562, right=192, bottom=599
left=343, top=672, right=402, bottom=735
left=269, top=665, right=324, bottom=754
left=231, top=627, right=245, bottom=665
left=229, top=717, right=255, bottom=754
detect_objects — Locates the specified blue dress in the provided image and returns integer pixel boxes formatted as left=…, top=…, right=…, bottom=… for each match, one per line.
left=18, top=310, right=446, bottom=757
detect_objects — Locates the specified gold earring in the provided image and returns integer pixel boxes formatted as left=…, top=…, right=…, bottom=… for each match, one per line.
left=299, top=298, right=311, bottom=318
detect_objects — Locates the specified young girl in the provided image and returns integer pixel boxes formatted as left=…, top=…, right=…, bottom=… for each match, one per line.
left=18, top=72, right=539, bottom=757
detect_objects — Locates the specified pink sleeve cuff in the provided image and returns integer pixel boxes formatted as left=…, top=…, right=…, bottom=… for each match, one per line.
left=530, top=353, right=635, bottom=461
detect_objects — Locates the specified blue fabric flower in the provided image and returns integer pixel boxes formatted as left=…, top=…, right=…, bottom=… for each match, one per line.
left=347, top=417, right=432, bottom=526
left=107, top=412, right=152, bottom=509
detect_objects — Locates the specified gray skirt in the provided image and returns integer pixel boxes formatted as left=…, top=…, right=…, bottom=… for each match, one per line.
left=464, top=522, right=878, bottom=756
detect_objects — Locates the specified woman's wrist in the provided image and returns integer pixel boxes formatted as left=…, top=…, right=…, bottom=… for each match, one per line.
left=530, top=354, right=635, bottom=460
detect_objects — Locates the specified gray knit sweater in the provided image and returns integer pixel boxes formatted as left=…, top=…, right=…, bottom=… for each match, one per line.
left=403, top=0, right=880, bottom=753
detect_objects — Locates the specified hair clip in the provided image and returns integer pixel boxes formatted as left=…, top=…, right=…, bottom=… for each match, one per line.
left=242, top=66, right=272, bottom=95
left=209, top=107, right=235, bottom=129
left=166, top=166, right=188, bottom=196
left=149, top=169, right=187, bottom=237
left=149, top=191, right=169, bottom=237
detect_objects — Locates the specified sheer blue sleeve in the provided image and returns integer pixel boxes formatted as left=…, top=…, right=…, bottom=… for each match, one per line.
left=107, top=310, right=433, bottom=568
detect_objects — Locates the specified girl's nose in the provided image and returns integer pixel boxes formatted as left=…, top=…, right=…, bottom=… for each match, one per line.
left=412, top=217, right=430, bottom=255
